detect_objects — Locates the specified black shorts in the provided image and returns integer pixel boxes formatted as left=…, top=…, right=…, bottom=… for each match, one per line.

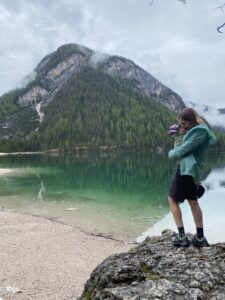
left=168, top=168, right=198, bottom=203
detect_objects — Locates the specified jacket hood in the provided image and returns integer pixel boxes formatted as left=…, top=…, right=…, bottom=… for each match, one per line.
left=184, top=124, right=217, bottom=145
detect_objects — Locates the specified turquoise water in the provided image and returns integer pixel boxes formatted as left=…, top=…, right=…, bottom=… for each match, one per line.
left=0, top=152, right=224, bottom=241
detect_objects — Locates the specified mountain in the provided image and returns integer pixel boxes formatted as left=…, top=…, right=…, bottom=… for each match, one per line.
left=0, top=43, right=224, bottom=152
left=185, top=101, right=225, bottom=132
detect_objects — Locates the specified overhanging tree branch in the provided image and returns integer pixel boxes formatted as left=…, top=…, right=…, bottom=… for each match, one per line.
left=217, top=22, right=225, bottom=33
left=217, top=3, right=225, bottom=12
left=217, top=3, right=225, bottom=33
left=179, top=1, right=225, bottom=33
left=149, top=1, right=225, bottom=32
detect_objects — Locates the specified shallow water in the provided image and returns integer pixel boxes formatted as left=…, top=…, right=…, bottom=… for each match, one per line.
left=0, top=151, right=224, bottom=242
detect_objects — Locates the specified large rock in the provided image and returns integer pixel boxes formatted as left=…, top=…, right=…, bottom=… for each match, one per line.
left=79, top=230, right=225, bottom=300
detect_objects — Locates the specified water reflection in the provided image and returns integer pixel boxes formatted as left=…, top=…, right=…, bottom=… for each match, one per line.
left=0, top=152, right=224, bottom=240
left=0, top=152, right=176, bottom=207
left=37, top=181, right=46, bottom=202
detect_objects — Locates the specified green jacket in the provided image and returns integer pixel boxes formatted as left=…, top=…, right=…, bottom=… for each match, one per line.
left=168, top=124, right=217, bottom=182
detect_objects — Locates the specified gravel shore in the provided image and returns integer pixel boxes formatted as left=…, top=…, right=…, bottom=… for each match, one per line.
left=0, top=209, right=132, bottom=299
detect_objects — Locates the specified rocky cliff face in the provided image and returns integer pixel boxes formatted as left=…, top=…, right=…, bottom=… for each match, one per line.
left=16, top=44, right=185, bottom=114
left=18, top=86, right=48, bottom=107
left=18, top=52, right=89, bottom=109
left=103, top=57, right=185, bottom=113
left=79, top=230, right=225, bottom=300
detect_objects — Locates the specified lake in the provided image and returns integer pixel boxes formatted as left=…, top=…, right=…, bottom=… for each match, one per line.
left=0, top=151, right=224, bottom=243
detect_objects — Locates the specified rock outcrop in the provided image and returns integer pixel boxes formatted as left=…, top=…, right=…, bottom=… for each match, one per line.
left=79, top=229, right=225, bottom=300
left=18, top=86, right=48, bottom=107
left=103, top=57, right=185, bottom=113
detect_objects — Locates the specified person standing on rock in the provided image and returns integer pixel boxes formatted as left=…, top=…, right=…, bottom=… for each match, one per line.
left=167, top=108, right=217, bottom=247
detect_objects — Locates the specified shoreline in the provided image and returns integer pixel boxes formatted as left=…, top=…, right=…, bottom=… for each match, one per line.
left=0, top=148, right=223, bottom=157
left=0, top=168, right=13, bottom=176
left=0, top=151, right=57, bottom=156
left=0, top=207, right=134, bottom=300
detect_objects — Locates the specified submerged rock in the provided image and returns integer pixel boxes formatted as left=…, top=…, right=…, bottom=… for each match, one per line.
left=79, top=230, right=225, bottom=299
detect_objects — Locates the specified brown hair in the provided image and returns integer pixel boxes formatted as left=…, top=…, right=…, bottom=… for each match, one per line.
left=178, top=108, right=206, bottom=125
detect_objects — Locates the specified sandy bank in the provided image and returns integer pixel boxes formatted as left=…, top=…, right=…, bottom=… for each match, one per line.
left=0, top=208, right=132, bottom=300
left=0, top=169, right=13, bottom=176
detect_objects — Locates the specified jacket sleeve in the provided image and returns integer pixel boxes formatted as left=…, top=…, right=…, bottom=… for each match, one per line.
left=168, top=129, right=208, bottom=159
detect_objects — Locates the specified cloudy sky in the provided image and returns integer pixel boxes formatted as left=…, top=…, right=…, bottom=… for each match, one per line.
left=0, top=0, right=225, bottom=108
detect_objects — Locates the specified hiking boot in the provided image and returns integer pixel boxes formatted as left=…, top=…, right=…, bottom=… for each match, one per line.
left=191, top=234, right=210, bottom=247
left=171, top=234, right=190, bottom=247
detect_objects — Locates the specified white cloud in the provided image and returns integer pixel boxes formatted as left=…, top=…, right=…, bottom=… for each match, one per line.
left=0, top=0, right=225, bottom=108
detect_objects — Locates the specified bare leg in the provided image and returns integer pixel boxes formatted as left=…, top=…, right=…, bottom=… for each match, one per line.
left=168, top=196, right=184, bottom=228
left=187, top=199, right=203, bottom=228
